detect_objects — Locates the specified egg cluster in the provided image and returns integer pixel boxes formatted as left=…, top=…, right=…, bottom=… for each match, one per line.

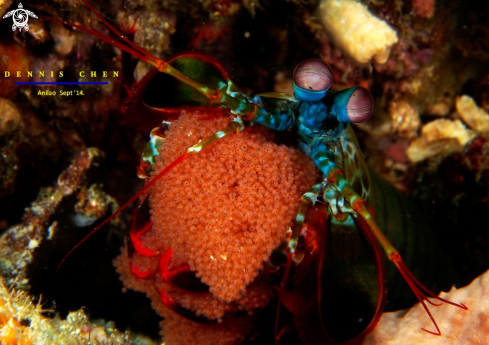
left=114, top=111, right=319, bottom=344
left=149, top=112, right=318, bottom=302
left=115, top=250, right=274, bottom=344
left=162, top=312, right=255, bottom=345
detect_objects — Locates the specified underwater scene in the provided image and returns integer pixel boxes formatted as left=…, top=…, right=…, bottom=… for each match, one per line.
left=0, top=0, right=488, bottom=344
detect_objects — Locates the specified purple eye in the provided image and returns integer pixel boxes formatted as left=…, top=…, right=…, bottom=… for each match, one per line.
left=346, top=87, right=373, bottom=123
left=334, top=86, right=374, bottom=123
left=293, top=59, right=333, bottom=92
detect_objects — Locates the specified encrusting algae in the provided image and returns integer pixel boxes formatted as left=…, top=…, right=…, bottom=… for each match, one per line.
left=114, top=111, right=320, bottom=345
left=0, top=279, right=131, bottom=345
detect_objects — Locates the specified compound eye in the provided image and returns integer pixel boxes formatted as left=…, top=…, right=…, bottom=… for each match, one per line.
left=334, top=86, right=373, bottom=123
left=293, top=59, right=333, bottom=102
left=346, top=87, right=373, bottom=123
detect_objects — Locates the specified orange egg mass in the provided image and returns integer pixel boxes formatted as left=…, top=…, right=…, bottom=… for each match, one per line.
left=114, top=110, right=319, bottom=344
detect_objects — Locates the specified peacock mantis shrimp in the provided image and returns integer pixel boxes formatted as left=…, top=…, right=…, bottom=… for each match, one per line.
left=47, top=1, right=467, bottom=344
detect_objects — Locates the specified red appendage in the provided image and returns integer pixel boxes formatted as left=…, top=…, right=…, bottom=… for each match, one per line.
left=160, top=249, right=210, bottom=293
left=391, top=252, right=468, bottom=336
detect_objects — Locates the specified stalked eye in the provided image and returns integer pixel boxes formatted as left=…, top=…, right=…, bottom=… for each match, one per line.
left=293, top=59, right=333, bottom=102
left=333, top=86, right=373, bottom=123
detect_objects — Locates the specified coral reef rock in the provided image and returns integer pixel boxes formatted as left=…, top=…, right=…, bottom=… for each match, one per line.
left=318, top=0, right=398, bottom=64
left=406, top=119, right=476, bottom=163
left=363, top=269, right=489, bottom=344
left=412, top=0, right=435, bottom=18
left=0, top=148, right=107, bottom=289
left=406, top=95, right=489, bottom=164
left=0, top=279, right=130, bottom=345
left=0, top=98, right=21, bottom=136
left=456, top=95, right=489, bottom=136
left=389, top=100, right=421, bottom=140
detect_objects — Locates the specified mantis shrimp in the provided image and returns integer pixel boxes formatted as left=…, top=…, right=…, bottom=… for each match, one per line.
left=47, top=1, right=467, bottom=344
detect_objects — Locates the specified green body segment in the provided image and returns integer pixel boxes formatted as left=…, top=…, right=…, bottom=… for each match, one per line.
left=368, top=170, right=457, bottom=309
left=319, top=210, right=383, bottom=342
left=151, top=56, right=233, bottom=108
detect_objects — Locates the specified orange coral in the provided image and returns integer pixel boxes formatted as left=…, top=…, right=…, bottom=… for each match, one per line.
left=114, top=110, right=319, bottom=344
left=0, top=302, right=33, bottom=345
